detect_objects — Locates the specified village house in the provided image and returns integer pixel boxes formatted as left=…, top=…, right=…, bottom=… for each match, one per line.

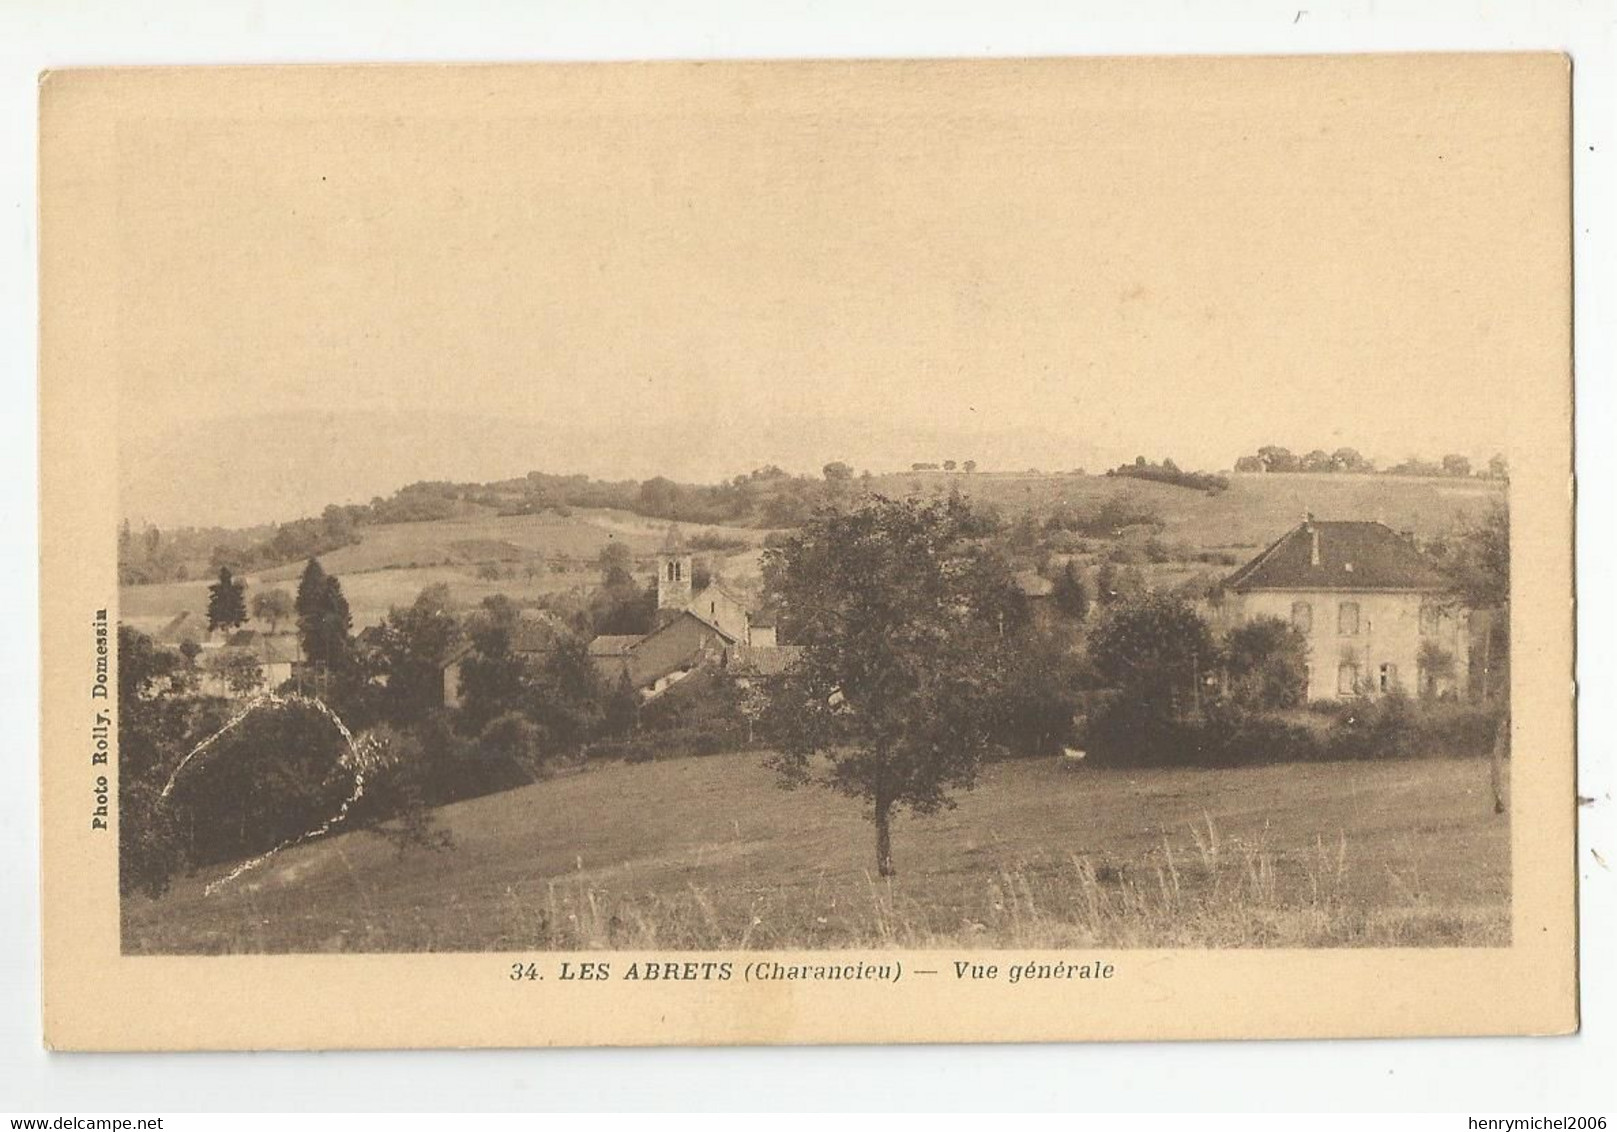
left=198, top=629, right=304, bottom=697
left=1220, top=517, right=1469, bottom=701
left=589, top=526, right=800, bottom=695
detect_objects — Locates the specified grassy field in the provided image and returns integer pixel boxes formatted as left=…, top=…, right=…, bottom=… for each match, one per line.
left=118, top=508, right=772, bottom=634
left=123, top=751, right=1510, bottom=953
left=119, top=473, right=1500, bottom=636
left=874, top=469, right=1503, bottom=550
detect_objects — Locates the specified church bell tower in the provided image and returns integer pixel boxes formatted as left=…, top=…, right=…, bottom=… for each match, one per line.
left=656, top=525, right=692, bottom=611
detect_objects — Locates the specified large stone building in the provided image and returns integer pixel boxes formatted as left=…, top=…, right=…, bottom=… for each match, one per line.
left=1221, top=518, right=1469, bottom=701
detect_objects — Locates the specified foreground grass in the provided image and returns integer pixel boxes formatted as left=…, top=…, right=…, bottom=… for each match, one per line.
left=123, top=752, right=1510, bottom=953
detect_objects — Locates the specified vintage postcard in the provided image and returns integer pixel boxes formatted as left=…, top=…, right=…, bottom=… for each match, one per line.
left=39, top=55, right=1575, bottom=1049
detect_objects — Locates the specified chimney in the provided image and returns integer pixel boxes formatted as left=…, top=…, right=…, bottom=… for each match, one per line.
left=1304, top=511, right=1320, bottom=567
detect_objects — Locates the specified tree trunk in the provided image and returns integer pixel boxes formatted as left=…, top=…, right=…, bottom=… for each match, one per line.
left=874, top=797, right=895, bottom=878
left=1490, top=716, right=1509, bottom=815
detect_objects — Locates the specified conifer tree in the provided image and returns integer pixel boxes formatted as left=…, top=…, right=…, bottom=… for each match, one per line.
left=206, top=567, right=248, bottom=634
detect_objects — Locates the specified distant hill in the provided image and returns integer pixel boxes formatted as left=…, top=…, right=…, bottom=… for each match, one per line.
left=866, top=468, right=1503, bottom=549
left=119, top=407, right=1121, bottom=529
left=118, top=467, right=1503, bottom=642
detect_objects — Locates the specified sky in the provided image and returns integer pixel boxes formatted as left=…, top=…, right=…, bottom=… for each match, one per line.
left=110, top=57, right=1567, bottom=527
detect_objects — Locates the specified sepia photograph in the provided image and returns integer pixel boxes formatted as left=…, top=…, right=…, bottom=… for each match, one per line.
left=99, top=58, right=1523, bottom=957
left=34, top=51, right=1577, bottom=1051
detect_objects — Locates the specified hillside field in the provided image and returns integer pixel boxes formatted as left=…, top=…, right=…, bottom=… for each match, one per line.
left=871, top=469, right=1503, bottom=550
left=123, top=750, right=1510, bottom=953
left=117, top=473, right=1502, bottom=637
left=118, top=508, right=771, bottom=635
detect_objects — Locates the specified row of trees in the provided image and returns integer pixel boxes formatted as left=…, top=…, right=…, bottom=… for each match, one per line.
left=1105, top=456, right=1230, bottom=494
left=1233, top=445, right=1508, bottom=479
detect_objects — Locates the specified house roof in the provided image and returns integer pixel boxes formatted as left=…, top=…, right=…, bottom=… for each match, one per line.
left=214, top=632, right=304, bottom=666
left=679, top=607, right=743, bottom=644
left=726, top=644, right=806, bottom=677
left=1225, top=520, right=1448, bottom=593
left=690, top=580, right=750, bottom=607
left=588, top=634, right=642, bottom=657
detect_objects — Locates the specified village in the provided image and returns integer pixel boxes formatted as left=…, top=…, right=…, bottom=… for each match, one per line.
left=114, top=457, right=1512, bottom=954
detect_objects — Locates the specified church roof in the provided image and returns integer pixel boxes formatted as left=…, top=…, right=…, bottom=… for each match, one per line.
left=661, top=524, right=687, bottom=553
left=1225, top=520, right=1448, bottom=593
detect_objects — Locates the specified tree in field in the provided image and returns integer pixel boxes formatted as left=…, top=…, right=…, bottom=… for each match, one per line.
left=455, top=613, right=530, bottom=735
left=206, top=567, right=248, bottom=634
left=1331, top=447, right=1371, bottom=473
left=1257, top=445, right=1299, bottom=473
left=295, top=556, right=328, bottom=631
left=1051, top=561, right=1091, bottom=622
left=1086, top=594, right=1216, bottom=716
left=527, top=635, right=605, bottom=755
left=762, top=496, right=1016, bottom=877
left=117, top=625, right=201, bottom=897
left=1221, top=616, right=1309, bottom=710
left=295, top=558, right=353, bottom=668
left=602, top=669, right=640, bottom=738
left=963, top=459, right=977, bottom=474
left=251, top=587, right=294, bottom=633
left=596, top=541, right=634, bottom=587
left=375, top=584, right=462, bottom=723
left=1439, top=501, right=1510, bottom=700
left=1442, top=453, right=1473, bottom=478
left=822, top=461, right=854, bottom=484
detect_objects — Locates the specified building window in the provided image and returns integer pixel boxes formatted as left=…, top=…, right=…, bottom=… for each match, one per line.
left=1291, top=601, right=1313, bottom=634
left=1379, top=663, right=1399, bottom=693
left=1337, top=662, right=1359, bottom=696
left=1338, top=601, right=1360, bottom=636
left=1419, top=604, right=1441, bottom=636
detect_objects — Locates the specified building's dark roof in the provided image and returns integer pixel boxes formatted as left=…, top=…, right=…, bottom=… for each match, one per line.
left=670, top=607, right=742, bottom=645
left=588, top=634, right=642, bottom=657
left=726, top=644, right=806, bottom=678
left=1225, top=520, right=1448, bottom=592
left=213, top=632, right=304, bottom=666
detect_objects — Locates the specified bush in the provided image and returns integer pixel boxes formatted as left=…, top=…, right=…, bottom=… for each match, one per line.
left=1082, top=692, right=1505, bottom=769
left=1223, top=617, right=1309, bottom=711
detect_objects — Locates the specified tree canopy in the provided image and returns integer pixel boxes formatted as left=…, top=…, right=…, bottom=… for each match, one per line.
left=206, top=567, right=247, bottom=634
left=762, top=495, right=1020, bottom=876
